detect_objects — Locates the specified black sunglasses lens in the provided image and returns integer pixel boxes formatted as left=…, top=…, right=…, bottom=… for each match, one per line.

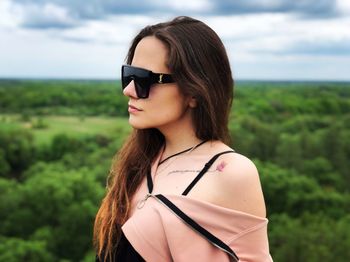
left=122, top=76, right=131, bottom=89
left=135, top=77, right=151, bottom=98
left=122, top=65, right=151, bottom=98
left=121, top=66, right=133, bottom=89
left=133, top=82, right=146, bottom=98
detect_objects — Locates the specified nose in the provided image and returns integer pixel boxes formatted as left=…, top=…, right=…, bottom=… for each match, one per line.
left=123, top=79, right=138, bottom=98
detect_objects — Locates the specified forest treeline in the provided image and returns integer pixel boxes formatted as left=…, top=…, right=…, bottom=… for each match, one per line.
left=0, top=80, right=349, bottom=261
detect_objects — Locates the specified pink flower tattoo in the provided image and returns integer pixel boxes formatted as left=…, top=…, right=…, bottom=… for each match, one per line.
left=216, top=161, right=227, bottom=172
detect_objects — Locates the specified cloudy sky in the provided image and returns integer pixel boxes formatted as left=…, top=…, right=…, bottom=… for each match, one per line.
left=0, top=0, right=349, bottom=81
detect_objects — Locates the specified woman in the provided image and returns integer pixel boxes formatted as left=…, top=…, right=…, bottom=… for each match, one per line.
left=94, top=16, right=272, bottom=261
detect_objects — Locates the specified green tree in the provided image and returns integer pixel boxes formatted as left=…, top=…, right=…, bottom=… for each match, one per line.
left=238, top=117, right=279, bottom=161
left=49, top=134, right=83, bottom=160
left=269, top=213, right=350, bottom=262
left=0, top=149, right=10, bottom=177
left=274, top=133, right=302, bottom=169
left=0, top=162, right=105, bottom=261
left=0, top=129, right=36, bottom=178
left=257, top=161, right=350, bottom=218
left=0, top=237, right=54, bottom=262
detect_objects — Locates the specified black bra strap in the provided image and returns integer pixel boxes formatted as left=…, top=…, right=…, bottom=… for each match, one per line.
left=154, top=194, right=239, bottom=262
left=182, top=150, right=235, bottom=196
left=146, top=169, right=153, bottom=194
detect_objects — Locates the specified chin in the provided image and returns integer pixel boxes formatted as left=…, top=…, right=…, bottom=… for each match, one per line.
left=128, top=118, right=152, bottom=130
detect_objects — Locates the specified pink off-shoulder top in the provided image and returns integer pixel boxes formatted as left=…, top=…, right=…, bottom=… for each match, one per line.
left=122, top=148, right=273, bottom=262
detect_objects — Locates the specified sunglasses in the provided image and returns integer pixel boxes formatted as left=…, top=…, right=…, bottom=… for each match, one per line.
left=121, top=65, right=175, bottom=98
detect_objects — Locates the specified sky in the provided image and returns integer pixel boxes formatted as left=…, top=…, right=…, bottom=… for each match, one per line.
left=0, top=0, right=349, bottom=81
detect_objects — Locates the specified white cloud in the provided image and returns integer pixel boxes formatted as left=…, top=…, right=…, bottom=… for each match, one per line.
left=0, top=1, right=349, bottom=80
left=336, top=0, right=350, bottom=14
left=19, top=3, right=78, bottom=28
left=161, top=0, right=213, bottom=12
left=204, top=13, right=350, bottom=57
left=0, top=14, right=163, bottom=78
left=0, top=28, right=125, bottom=79
left=56, top=15, right=163, bottom=45
left=0, top=0, right=21, bottom=29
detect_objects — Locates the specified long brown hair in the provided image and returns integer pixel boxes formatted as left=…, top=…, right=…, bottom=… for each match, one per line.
left=94, top=16, right=234, bottom=261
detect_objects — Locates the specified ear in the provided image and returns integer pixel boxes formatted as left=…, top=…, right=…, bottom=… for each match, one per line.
left=188, top=96, right=197, bottom=108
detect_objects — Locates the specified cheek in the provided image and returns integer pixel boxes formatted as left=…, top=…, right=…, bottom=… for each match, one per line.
left=149, top=102, right=184, bottom=120
left=146, top=96, right=188, bottom=125
left=129, top=85, right=190, bottom=129
left=149, top=86, right=187, bottom=112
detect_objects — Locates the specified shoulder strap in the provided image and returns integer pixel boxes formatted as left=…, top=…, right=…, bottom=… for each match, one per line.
left=182, top=150, right=235, bottom=196
left=153, top=194, right=239, bottom=262
left=146, top=169, right=153, bottom=194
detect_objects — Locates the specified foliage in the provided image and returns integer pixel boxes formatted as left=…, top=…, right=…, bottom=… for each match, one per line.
left=0, top=79, right=349, bottom=261
left=0, top=80, right=128, bottom=117
left=268, top=213, right=350, bottom=262
left=0, top=237, right=54, bottom=262
left=0, top=128, right=36, bottom=178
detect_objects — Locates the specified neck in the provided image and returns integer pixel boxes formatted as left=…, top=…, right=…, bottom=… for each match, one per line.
left=164, top=135, right=202, bottom=157
left=157, top=106, right=203, bottom=160
left=159, top=128, right=202, bottom=162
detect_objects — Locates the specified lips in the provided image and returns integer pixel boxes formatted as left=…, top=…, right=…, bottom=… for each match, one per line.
left=128, top=103, right=142, bottom=113
left=128, top=104, right=141, bottom=110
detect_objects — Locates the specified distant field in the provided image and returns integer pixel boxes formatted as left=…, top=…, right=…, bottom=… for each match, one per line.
left=0, top=114, right=130, bottom=145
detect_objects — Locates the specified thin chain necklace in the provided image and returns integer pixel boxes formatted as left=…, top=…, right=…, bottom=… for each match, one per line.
left=156, top=140, right=207, bottom=175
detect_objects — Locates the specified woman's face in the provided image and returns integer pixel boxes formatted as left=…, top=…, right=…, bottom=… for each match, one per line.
left=123, top=36, right=192, bottom=131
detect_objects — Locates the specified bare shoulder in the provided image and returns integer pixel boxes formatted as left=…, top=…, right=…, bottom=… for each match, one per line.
left=219, top=152, right=259, bottom=183
left=213, top=151, right=267, bottom=218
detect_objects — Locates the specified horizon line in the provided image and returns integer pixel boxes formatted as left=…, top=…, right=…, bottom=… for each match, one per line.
left=0, top=77, right=349, bottom=84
